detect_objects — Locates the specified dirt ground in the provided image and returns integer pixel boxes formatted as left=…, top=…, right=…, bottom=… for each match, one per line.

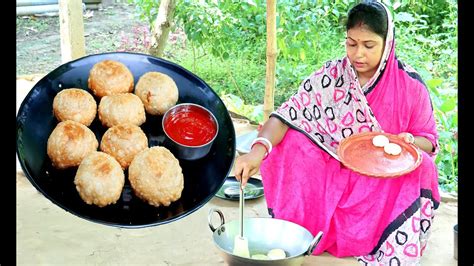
left=16, top=1, right=147, bottom=76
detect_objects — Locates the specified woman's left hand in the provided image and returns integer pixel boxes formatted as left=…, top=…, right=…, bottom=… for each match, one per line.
left=397, top=132, right=415, bottom=144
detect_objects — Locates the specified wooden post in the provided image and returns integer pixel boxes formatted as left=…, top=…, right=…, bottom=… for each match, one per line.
left=59, top=0, right=85, bottom=63
left=149, top=0, right=176, bottom=57
left=264, top=0, right=277, bottom=122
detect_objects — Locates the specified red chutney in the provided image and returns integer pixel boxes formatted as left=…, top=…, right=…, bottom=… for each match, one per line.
left=164, top=108, right=217, bottom=146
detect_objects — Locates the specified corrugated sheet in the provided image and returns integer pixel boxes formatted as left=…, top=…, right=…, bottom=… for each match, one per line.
left=16, top=0, right=103, bottom=16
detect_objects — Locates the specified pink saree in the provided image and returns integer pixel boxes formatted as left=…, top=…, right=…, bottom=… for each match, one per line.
left=260, top=2, right=440, bottom=265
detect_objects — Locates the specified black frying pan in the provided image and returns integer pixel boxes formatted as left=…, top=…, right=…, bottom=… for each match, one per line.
left=16, top=52, right=236, bottom=228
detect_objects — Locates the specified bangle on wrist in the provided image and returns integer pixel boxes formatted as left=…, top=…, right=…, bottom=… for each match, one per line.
left=251, top=142, right=269, bottom=159
left=250, top=137, right=273, bottom=159
left=251, top=137, right=273, bottom=153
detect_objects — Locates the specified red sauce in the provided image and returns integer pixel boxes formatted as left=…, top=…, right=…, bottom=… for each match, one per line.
left=164, top=107, right=217, bottom=146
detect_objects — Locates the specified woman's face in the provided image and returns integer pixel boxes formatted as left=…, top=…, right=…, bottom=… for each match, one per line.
left=346, top=25, right=385, bottom=78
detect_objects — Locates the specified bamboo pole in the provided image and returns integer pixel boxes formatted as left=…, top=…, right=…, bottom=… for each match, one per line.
left=59, top=0, right=85, bottom=63
left=264, top=0, right=277, bottom=122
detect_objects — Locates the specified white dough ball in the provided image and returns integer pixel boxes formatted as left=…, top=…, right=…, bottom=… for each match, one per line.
left=372, top=135, right=389, bottom=147
left=384, top=143, right=402, bottom=155
left=267, top=248, right=286, bottom=260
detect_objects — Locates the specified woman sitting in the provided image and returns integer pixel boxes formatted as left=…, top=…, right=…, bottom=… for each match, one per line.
left=234, top=1, right=439, bottom=264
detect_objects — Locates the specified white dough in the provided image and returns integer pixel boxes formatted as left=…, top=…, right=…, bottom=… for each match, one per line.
left=384, top=143, right=402, bottom=155
left=251, top=254, right=268, bottom=260
left=372, top=135, right=389, bottom=147
left=267, top=248, right=286, bottom=260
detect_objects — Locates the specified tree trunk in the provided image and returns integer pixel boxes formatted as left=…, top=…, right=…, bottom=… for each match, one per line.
left=148, top=0, right=176, bottom=57
left=264, top=0, right=277, bottom=122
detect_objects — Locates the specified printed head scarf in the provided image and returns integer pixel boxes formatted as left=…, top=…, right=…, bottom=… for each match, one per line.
left=272, top=1, right=395, bottom=160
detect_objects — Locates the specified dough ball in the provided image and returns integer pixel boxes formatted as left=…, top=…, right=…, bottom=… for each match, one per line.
left=267, top=248, right=286, bottom=260
left=384, top=143, right=402, bottom=156
left=100, top=124, right=148, bottom=169
left=88, top=60, right=134, bottom=98
left=52, top=88, right=97, bottom=126
left=47, top=120, right=99, bottom=169
left=135, top=72, right=179, bottom=115
left=372, top=134, right=389, bottom=147
left=74, top=151, right=125, bottom=207
left=98, top=93, right=146, bottom=127
left=128, top=146, right=184, bottom=207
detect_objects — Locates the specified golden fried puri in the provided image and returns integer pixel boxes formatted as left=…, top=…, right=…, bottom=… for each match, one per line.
left=47, top=120, right=99, bottom=169
left=98, top=93, right=146, bottom=127
left=100, top=124, right=148, bottom=169
left=128, top=146, right=184, bottom=207
left=88, top=60, right=134, bottom=98
left=74, top=151, right=125, bottom=207
left=135, top=72, right=179, bottom=115
left=52, top=88, right=97, bottom=126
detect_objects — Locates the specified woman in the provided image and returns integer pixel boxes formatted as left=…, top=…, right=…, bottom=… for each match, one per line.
left=234, top=1, right=439, bottom=264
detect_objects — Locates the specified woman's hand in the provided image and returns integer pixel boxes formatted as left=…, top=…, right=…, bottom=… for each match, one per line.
left=234, top=117, right=289, bottom=187
left=234, top=144, right=267, bottom=188
left=397, top=132, right=434, bottom=154
left=397, top=132, right=415, bottom=144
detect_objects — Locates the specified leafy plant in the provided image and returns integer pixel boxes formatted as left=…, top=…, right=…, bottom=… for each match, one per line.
left=129, top=0, right=159, bottom=25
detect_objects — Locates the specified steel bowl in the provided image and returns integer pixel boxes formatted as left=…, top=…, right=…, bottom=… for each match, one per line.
left=162, top=103, right=219, bottom=160
left=208, top=208, right=323, bottom=266
left=16, top=52, right=236, bottom=228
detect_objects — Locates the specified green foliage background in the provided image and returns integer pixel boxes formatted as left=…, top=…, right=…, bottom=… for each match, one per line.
left=130, top=0, right=458, bottom=194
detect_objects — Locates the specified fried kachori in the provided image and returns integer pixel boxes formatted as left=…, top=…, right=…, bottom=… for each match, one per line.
left=98, top=93, right=146, bottom=127
left=128, top=146, right=184, bottom=207
left=52, top=88, right=97, bottom=126
left=74, top=151, right=125, bottom=207
left=135, top=72, right=179, bottom=115
left=100, top=124, right=148, bottom=169
left=47, top=120, right=99, bottom=169
left=88, top=60, right=134, bottom=98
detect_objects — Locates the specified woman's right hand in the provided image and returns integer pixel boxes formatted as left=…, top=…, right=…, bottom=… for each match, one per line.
left=234, top=117, right=289, bottom=187
left=234, top=144, right=267, bottom=187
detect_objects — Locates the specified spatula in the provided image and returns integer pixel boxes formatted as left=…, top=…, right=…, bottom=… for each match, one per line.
left=232, top=177, right=250, bottom=258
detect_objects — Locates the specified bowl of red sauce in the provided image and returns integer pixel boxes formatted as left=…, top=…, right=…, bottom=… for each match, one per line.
left=162, top=103, right=219, bottom=160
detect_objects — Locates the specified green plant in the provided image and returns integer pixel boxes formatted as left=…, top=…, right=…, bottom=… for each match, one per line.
left=427, top=78, right=458, bottom=193
left=128, top=0, right=159, bottom=25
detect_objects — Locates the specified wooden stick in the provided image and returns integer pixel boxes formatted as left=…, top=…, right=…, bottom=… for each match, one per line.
left=59, top=0, right=85, bottom=63
left=149, top=0, right=176, bottom=57
left=264, top=0, right=277, bottom=122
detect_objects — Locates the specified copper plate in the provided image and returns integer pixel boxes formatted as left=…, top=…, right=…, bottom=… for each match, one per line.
left=337, top=132, right=422, bottom=178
